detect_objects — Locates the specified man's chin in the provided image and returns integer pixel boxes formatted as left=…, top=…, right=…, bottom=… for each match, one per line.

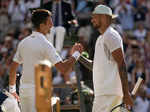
left=93, top=25, right=99, bottom=29
left=47, top=30, right=50, bottom=34
left=48, top=30, right=50, bottom=33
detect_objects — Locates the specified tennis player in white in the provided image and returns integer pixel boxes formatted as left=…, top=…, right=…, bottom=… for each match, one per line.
left=80, top=5, right=133, bottom=112
left=9, top=9, right=83, bottom=112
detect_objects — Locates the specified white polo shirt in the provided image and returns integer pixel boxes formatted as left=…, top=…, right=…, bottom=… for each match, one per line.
left=93, top=26, right=123, bottom=97
left=13, top=31, right=62, bottom=84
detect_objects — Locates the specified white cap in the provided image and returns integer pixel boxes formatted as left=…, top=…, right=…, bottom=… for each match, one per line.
left=92, top=5, right=118, bottom=19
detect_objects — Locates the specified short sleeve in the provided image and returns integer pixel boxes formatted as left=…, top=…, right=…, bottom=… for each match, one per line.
left=44, top=41, right=62, bottom=65
left=104, top=32, right=122, bottom=53
left=13, top=43, right=23, bottom=64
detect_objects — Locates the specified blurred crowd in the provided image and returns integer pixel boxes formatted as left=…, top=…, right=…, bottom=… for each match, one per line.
left=0, top=0, right=150, bottom=112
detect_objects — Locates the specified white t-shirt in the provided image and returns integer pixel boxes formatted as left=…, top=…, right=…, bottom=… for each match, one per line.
left=93, top=26, right=123, bottom=97
left=13, top=31, right=62, bottom=84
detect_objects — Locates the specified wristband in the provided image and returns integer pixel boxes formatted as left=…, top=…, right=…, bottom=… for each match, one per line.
left=72, top=51, right=81, bottom=61
left=9, top=85, right=16, bottom=93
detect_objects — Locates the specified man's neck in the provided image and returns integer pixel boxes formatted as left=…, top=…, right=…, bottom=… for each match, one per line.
left=35, top=29, right=46, bottom=36
left=99, top=24, right=110, bottom=35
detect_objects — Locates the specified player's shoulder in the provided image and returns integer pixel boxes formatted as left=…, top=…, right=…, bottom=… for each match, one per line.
left=20, top=35, right=31, bottom=44
left=107, top=27, right=121, bottom=37
left=42, top=37, right=54, bottom=48
left=105, top=27, right=122, bottom=40
left=17, top=35, right=32, bottom=48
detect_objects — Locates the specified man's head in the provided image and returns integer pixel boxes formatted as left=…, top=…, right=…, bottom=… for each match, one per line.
left=31, top=9, right=53, bottom=34
left=91, top=5, right=117, bottom=30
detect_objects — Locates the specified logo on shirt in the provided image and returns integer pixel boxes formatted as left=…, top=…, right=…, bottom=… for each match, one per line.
left=31, top=36, right=35, bottom=38
left=103, top=43, right=111, bottom=61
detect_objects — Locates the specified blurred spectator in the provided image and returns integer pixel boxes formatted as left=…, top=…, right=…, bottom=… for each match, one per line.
left=126, top=46, right=139, bottom=73
left=25, top=0, right=40, bottom=10
left=0, top=63, right=9, bottom=91
left=69, top=0, right=77, bottom=13
left=0, top=1, right=9, bottom=37
left=94, top=0, right=106, bottom=5
left=133, top=85, right=150, bottom=112
left=146, top=0, right=150, bottom=9
left=18, top=27, right=32, bottom=40
left=144, top=31, right=150, bottom=83
left=8, top=0, right=26, bottom=29
left=131, top=59, right=149, bottom=86
left=43, top=0, right=76, bottom=53
left=114, top=0, right=134, bottom=30
left=133, top=22, right=147, bottom=41
left=134, top=0, right=147, bottom=23
left=87, top=27, right=99, bottom=59
left=52, top=73, right=63, bottom=85
left=77, top=24, right=92, bottom=49
left=3, top=36, right=14, bottom=53
left=111, top=18, right=124, bottom=36
left=0, top=47, right=9, bottom=63
left=75, top=0, right=93, bottom=20
left=24, top=0, right=41, bottom=20
left=145, top=7, right=150, bottom=29
left=109, top=0, right=120, bottom=8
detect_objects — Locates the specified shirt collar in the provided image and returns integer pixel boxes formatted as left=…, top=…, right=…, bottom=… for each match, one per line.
left=32, top=31, right=46, bottom=38
left=102, top=26, right=112, bottom=36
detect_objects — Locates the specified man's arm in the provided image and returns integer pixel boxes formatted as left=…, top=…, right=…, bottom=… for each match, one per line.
left=78, top=55, right=93, bottom=71
left=55, top=43, right=83, bottom=75
left=9, top=61, right=19, bottom=86
left=55, top=53, right=93, bottom=75
left=112, top=48, right=133, bottom=106
left=55, top=56, right=76, bottom=75
left=9, top=61, right=20, bottom=101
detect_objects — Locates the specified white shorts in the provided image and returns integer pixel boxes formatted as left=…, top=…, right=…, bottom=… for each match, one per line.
left=19, top=84, right=36, bottom=112
left=1, top=91, right=20, bottom=112
left=92, top=95, right=122, bottom=112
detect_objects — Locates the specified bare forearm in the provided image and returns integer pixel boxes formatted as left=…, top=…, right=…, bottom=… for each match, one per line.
left=56, top=43, right=83, bottom=75
left=78, top=55, right=93, bottom=71
left=9, top=70, right=16, bottom=85
left=118, top=61, right=129, bottom=95
left=63, top=57, right=76, bottom=72
left=9, top=62, right=19, bottom=85
left=9, top=69, right=17, bottom=86
left=55, top=57, right=76, bottom=75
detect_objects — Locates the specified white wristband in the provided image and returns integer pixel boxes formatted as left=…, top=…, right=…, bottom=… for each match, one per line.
left=72, top=51, right=81, bottom=61
left=9, top=85, right=16, bottom=93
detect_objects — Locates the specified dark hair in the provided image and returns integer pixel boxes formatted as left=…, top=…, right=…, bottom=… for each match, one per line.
left=31, top=9, right=51, bottom=28
left=106, top=15, right=112, bottom=24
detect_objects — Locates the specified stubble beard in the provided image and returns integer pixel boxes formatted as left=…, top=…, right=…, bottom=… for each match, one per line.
left=48, top=29, right=50, bottom=33
left=93, top=23, right=101, bottom=29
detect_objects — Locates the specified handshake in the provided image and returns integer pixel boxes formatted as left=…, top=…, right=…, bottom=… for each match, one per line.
left=70, top=43, right=84, bottom=55
left=69, top=43, right=84, bottom=61
left=70, top=43, right=93, bottom=71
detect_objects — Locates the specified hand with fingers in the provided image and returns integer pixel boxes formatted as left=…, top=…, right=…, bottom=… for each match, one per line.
left=10, top=92, right=20, bottom=102
left=9, top=85, right=20, bottom=102
left=123, top=93, right=134, bottom=110
left=70, top=43, right=84, bottom=61
left=70, top=43, right=84, bottom=55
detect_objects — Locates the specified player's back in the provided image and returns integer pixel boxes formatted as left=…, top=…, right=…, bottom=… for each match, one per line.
left=18, top=32, right=49, bottom=84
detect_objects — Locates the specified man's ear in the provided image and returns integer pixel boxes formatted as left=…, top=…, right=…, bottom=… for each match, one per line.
left=39, top=23, right=44, bottom=29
